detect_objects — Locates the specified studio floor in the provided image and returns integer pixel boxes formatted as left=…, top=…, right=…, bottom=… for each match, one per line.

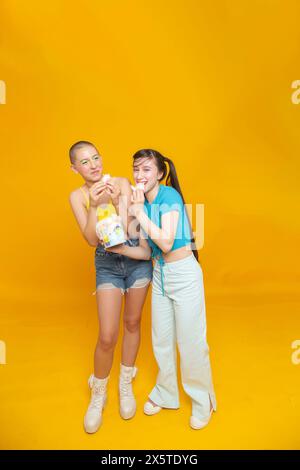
left=1, top=284, right=299, bottom=450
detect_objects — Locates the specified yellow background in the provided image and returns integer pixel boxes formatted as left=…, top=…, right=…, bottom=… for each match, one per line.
left=0, top=0, right=300, bottom=449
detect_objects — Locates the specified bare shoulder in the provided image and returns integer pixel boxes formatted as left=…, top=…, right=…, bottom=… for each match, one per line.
left=113, top=176, right=131, bottom=188
left=111, top=176, right=128, bottom=183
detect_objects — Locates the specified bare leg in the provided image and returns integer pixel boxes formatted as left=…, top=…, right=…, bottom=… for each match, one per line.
left=94, top=287, right=123, bottom=378
left=121, top=284, right=150, bottom=366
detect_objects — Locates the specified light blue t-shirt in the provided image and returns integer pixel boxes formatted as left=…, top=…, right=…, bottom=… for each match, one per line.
left=143, top=184, right=192, bottom=262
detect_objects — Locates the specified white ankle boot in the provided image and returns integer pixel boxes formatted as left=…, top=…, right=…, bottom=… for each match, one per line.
left=84, top=374, right=108, bottom=433
left=119, top=364, right=138, bottom=420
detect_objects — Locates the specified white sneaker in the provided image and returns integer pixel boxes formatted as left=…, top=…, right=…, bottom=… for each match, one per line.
left=190, top=408, right=213, bottom=430
left=144, top=400, right=162, bottom=416
left=84, top=374, right=108, bottom=433
left=119, top=364, right=138, bottom=420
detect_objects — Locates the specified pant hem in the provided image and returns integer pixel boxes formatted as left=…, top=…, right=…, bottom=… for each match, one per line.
left=149, top=391, right=180, bottom=410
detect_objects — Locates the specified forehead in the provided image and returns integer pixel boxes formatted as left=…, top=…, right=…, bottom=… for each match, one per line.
left=133, top=157, right=154, bottom=168
left=76, top=145, right=99, bottom=160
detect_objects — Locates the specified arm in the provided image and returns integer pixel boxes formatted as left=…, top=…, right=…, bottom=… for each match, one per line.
left=106, top=178, right=136, bottom=238
left=130, top=189, right=180, bottom=254
left=118, top=177, right=136, bottom=238
left=105, top=231, right=151, bottom=260
left=69, top=181, right=107, bottom=246
left=136, top=210, right=179, bottom=253
left=69, top=191, right=99, bottom=246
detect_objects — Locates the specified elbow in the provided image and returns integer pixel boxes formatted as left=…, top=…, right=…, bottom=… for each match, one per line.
left=83, top=228, right=99, bottom=247
left=161, top=240, right=174, bottom=254
left=84, top=234, right=99, bottom=247
left=88, top=240, right=99, bottom=247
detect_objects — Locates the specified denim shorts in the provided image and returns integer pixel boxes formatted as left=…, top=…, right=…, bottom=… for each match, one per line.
left=93, top=238, right=153, bottom=295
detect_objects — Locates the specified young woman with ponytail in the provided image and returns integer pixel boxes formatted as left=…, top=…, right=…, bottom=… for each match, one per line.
left=107, top=149, right=217, bottom=430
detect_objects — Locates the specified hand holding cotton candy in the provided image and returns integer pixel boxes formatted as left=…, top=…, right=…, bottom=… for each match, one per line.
left=131, top=182, right=145, bottom=192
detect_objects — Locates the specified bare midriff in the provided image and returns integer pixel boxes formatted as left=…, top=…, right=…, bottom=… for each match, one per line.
left=161, top=244, right=193, bottom=263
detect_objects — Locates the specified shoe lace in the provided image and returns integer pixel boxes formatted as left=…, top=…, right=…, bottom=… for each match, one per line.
left=119, top=376, right=133, bottom=398
left=89, top=384, right=106, bottom=410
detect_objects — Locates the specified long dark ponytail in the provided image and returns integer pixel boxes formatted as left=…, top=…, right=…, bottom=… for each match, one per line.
left=132, top=149, right=199, bottom=262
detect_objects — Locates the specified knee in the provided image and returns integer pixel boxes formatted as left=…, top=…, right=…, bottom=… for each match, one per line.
left=124, top=317, right=141, bottom=334
left=97, top=334, right=117, bottom=352
left=179, top=337, right=209, bottom=355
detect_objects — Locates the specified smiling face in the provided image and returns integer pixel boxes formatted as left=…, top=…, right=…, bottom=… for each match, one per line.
left=133, top=157, right=163, bottom=193
left=71, top=144, right=103, bottom=182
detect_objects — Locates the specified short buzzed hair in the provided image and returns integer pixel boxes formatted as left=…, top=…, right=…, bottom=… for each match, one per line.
left=69, top=140, right=98, bottom=164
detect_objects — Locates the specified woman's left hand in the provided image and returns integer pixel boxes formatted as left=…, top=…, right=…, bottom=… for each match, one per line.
left=129, top=189, right=145, bottom=217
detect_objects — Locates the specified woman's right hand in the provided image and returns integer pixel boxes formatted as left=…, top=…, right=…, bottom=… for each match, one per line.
left=89, top=181, right=107, bottom=208
left=129, top=189, right=145, bottom=217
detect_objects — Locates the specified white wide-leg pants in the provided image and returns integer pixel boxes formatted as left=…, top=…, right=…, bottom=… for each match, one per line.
left=149, top=254, right=217, bottom=419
